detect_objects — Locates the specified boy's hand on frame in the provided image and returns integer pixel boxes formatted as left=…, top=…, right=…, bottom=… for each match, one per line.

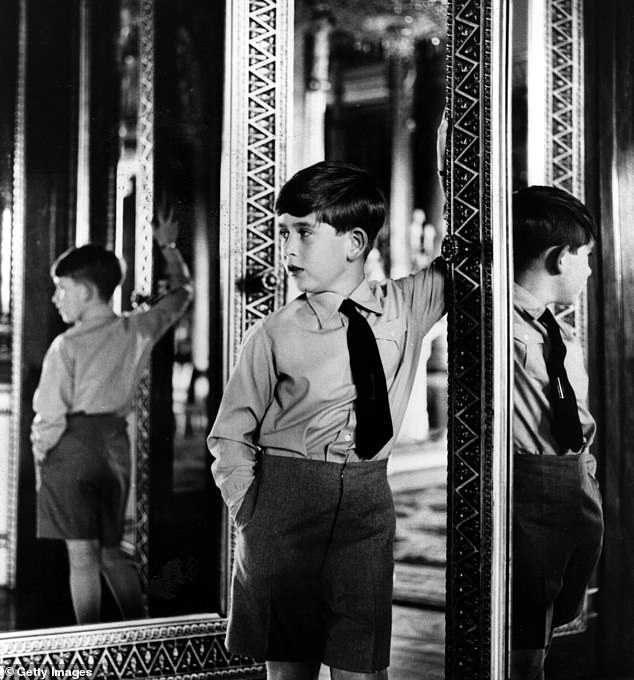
left=153, top=200, right=179, bottom=248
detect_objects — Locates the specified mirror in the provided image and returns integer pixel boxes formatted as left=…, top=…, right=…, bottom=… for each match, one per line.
left=510, top=1, right=601, bottom=677
left=0, top=0, right=225, bottom=633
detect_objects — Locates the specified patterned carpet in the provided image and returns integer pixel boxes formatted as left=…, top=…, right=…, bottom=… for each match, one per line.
left=391, top=465, right=447, bottom=607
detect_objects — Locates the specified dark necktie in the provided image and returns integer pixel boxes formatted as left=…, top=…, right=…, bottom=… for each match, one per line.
left=339, top=299, right=393, bottom=459
left=539, top=308, right=584, bottom=453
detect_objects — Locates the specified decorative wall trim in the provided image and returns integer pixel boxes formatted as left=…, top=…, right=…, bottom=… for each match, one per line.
left=133, top=0, right=155, bottom=591
left=221, top=0, right=291, bottom=372
left=219, top=0, right=293, bottom=614
left=7, top=0, right=27, bottom=591
left=75, top=0, right=91, bottom=246
left=0, top=616, right=264, bottom=679
left=546, top=0, right=584, bottom=197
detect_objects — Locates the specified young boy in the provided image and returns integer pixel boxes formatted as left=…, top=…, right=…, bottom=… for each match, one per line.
left=208, top=161, right=446, bottom=680
left=511, top=186, right=604, bottom=679
left=32, top=209, right=193, bottom=624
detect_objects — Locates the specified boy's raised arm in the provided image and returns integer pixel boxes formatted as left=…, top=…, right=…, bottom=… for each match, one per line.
left=133, top=206, right=194, bottom=340
left=396, top=256, right=447, bottom=336
left=153, top=204, right=194, bottom=296
left=159, top=243, right=194, bottom=295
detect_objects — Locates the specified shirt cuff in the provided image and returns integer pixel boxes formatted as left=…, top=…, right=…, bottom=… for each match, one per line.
left=208, top=436, right=258, bottom=520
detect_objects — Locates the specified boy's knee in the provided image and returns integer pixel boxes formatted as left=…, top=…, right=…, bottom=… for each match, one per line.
left=100, top=544, right=127, bottom=569
left=511, top=648, right=545, bottom=680
left=66, top=540, right=100, bottom=568
left=266, top=660, right=320, bottom=680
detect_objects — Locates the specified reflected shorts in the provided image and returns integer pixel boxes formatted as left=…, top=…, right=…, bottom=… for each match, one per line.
left=227, top=454, right=396, bottom=673
left=38, top=413, right=130, bottom=546
left=512, top=451, right=604, bottom=649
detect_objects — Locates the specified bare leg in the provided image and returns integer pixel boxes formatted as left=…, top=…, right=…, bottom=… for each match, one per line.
left=511, top=649, right=545, bottom=680
left=266, top=660, right=321, bottom=680
left=100, top=544, right=147, bottom=620
left=330, top=667, right=388, bottom=680
left=66, top=539, right=101, bottom=624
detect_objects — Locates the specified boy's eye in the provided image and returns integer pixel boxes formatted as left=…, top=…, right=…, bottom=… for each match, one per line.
left=299, top=229, right=311, bottom=238
left=279, top=230, right=289, bottom=241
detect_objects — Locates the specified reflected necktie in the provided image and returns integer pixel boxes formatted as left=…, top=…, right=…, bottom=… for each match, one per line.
left=539, top=308, right=584, bottom=453
left=339, top=299, right=393, bottom=459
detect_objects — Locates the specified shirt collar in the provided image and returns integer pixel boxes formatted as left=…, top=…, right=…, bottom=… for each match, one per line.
left=513, top=282, right=547, bottom=320
left=305, top=279, right=383, bottom=328
left=68, top=309, right=117, bottom=333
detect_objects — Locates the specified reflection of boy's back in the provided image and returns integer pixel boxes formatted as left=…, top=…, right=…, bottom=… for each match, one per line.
left=397, top=319, right=447, bottom=444
left=427, top=319, right=448, bottom=439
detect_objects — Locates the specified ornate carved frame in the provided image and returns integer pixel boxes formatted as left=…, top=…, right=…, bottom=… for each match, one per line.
left=0, top=1, right=584, bottom=679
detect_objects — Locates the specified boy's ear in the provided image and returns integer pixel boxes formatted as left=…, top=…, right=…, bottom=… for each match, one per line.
left=346, top=228, right=369, bottom=261
left=545, top=245, right=569, bottom=275
left=80, top=281, right=98, bottom=302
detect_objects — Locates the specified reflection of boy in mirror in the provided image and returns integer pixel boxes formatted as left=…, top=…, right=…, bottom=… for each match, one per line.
left=512, top=186, right=604, bottom=680
left=31, top=208, right=193, bottom=624
left=209, top=161, right=446, bottom=680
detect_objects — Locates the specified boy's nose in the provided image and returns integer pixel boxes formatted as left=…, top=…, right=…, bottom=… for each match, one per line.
left=282, top=235, right=298, bottom=255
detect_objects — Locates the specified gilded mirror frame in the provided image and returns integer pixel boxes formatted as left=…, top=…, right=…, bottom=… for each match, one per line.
left=0, top=1, right=583, bottom=678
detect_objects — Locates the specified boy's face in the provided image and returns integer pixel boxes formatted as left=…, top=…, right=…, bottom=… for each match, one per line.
left=557, top=242, right=593, bottom=304
left=278, top=212, right=362, bottom=295
left=52, top=276, right=90, bottom=323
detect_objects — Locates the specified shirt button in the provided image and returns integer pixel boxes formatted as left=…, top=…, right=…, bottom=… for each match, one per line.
left=344, top=433, right=352, bottom=441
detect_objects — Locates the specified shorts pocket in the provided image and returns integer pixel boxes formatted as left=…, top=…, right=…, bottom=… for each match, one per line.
left=234, top=477, right=259, bottom=529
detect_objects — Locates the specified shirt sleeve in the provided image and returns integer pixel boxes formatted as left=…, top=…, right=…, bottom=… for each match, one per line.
left=133, top=246, right=194, bottom=344
left=208, top=322, right=276, bottom=520
left=31, top=336, right=73, bottom=456
left=396, top=256, right=447, bottom=337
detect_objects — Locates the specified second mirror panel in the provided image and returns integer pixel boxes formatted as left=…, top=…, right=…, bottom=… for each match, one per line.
left=294, top=2, right=447, bottom=677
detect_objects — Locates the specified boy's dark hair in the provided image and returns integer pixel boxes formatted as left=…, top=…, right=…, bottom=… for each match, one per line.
left=275, top=161, right=386, bottom=252
left=513, top=185, right=596, bottom=273
left=52, top=244, right=124, bottom=301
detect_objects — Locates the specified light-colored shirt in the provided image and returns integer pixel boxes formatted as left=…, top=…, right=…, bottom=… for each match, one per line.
left=31, top=248, right=193, bottom=456
left=513, top=282, right=595, bottom=455
left=209, top=261, right=446, bottom=519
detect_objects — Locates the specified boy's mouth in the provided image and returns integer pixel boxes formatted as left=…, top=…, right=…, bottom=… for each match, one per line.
left=286, top=265, right=303, bottom=276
